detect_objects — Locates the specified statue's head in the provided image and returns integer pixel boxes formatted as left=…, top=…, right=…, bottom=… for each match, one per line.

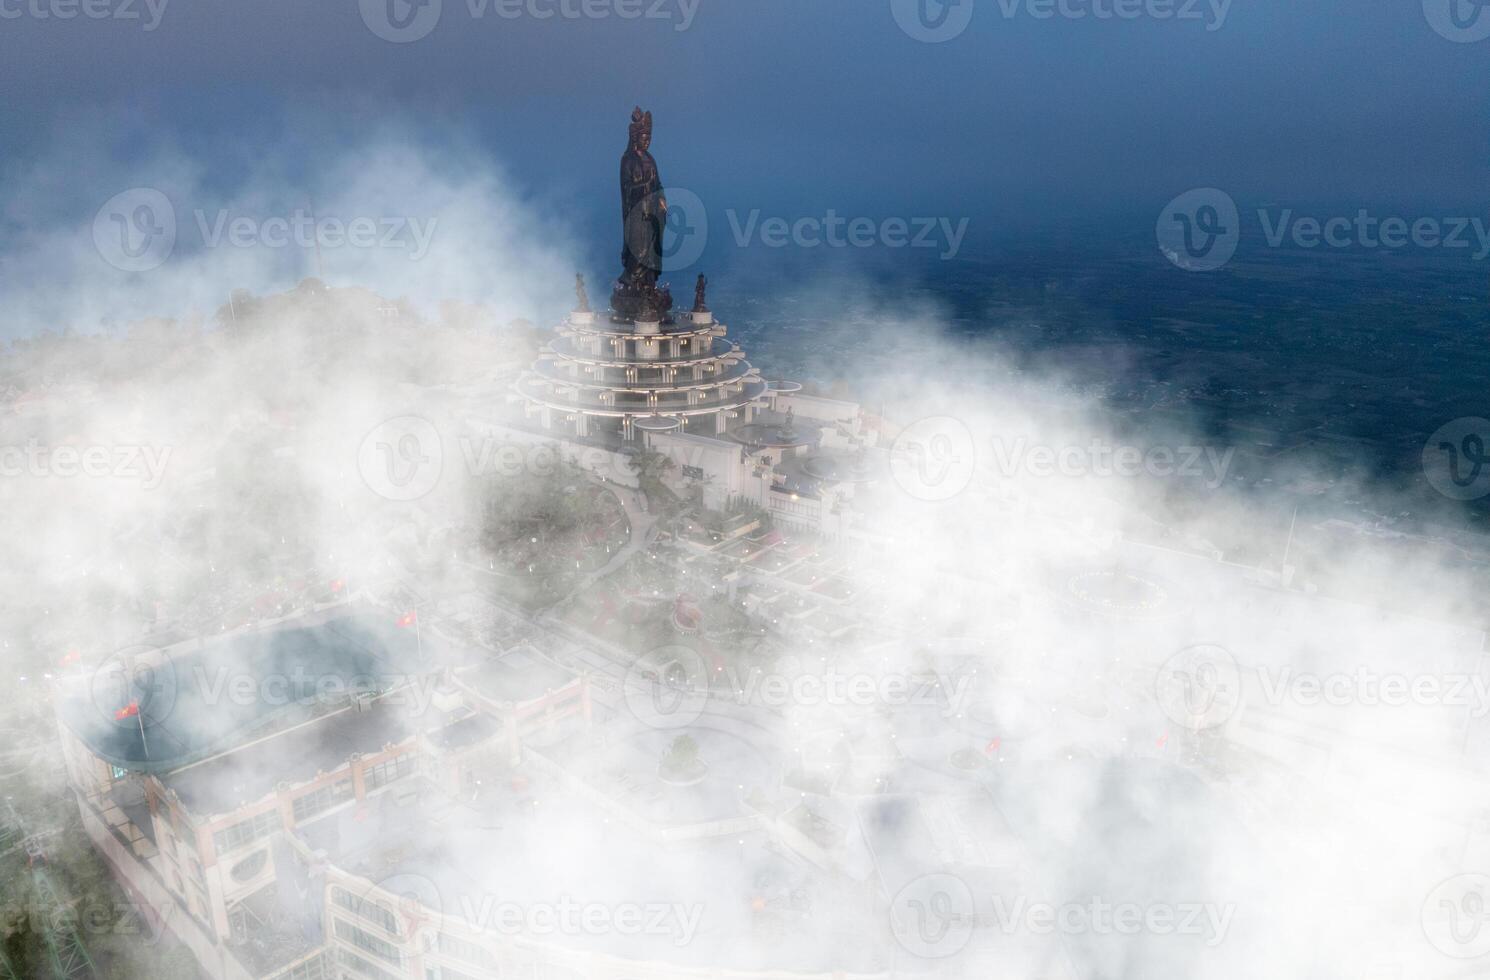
left=628, top=106, right=654, bottom=152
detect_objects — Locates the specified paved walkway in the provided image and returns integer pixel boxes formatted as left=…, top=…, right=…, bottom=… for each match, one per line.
left=532, top=482, right=661, bottom=620
left=577, top=484, right=660, bottom=588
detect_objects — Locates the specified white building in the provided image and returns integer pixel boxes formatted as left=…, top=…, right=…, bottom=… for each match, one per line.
left=508, top=295, right=884, bottom=540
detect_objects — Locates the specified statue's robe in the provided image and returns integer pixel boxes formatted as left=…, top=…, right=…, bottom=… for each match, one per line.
left=620, top=148, right=665, bottom=286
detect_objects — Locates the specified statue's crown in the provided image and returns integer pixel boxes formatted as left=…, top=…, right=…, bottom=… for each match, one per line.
left=629, top=106, right=653, bottom=144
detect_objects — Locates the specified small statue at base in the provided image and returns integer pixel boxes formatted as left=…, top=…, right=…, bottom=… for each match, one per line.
left=693, top=273, right=709, bottom=313
left=575, top=274, right=591, bottom=313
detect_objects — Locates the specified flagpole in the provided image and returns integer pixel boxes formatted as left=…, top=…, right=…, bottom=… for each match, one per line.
left=137, top=707, right=149, bottom=761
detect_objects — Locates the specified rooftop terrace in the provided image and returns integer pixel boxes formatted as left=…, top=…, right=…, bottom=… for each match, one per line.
left=58, top=608, right=466, bottom=775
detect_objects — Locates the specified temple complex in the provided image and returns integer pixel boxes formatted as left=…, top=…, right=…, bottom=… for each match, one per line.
left=509, top=108, right=879, bottom=539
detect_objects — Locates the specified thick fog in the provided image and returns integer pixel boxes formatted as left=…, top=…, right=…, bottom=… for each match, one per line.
left=4, top=127, right=1488, bottom=980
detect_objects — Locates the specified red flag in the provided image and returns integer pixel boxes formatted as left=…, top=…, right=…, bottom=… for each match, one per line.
left=330, top=579, right=345, bottom=593
left=1156, top=733, right=1169, bottom=749
left=396, top=611, right=417, bottom=628
left=984, top=737, right=1001, bottom=756
left=59, top=650, right=81, bottom=667
left=115, top=701, right=140, bottom=720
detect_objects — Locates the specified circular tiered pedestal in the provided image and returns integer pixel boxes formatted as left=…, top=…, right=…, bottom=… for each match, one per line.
left=516, top=308, right=768, bottom=441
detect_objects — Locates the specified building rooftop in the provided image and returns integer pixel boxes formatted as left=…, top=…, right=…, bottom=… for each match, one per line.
left=458, top=646, right=575, bottom=705
left=161, top=698, right=414, bottom=817
left=425, top=709, right=502, bottom=752
left=58, top=609, right=447, bottom=775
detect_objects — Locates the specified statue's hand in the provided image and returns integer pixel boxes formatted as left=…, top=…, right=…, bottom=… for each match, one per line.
left=659, top=195, right=668, bottom=215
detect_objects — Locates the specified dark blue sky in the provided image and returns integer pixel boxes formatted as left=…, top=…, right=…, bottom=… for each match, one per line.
left=0, top=0, right=1484, bottom=270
